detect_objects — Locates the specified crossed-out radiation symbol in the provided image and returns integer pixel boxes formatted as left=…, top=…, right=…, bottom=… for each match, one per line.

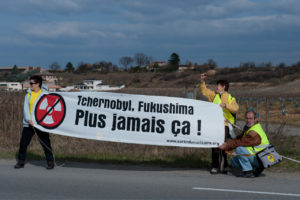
left=34, top=93, right=66, bottom=129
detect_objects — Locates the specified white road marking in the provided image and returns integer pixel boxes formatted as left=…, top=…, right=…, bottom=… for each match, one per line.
left=192, top=187, right=300, bottom=197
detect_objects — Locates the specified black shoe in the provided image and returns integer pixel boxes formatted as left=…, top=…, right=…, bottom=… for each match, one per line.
left=254, top=166, right=264, bottom=177
left=46, top=161, right=55, bottom=170
left=222, top=167, right=232, bottom=174
left=239, top=170, right=255, bottom=178
left=14, top=162, right=24, bottom=169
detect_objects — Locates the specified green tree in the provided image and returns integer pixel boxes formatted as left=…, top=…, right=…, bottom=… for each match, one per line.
left=12, top=65, right=19, bottom=74
left=168, top=53, right=180, bottom=66
left=65, top=62, right=75, bottom=72
left=168, top=52, right=180, bottom=71
left=6, top=69, right=39, bottom=82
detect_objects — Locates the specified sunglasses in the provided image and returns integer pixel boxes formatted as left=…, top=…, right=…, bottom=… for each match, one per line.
left=29, top=82, right=37, bottom=85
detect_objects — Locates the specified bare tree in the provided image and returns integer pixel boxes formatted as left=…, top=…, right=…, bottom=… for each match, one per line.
left=94, top=61, right=113, bottom=73
left=134, top=53, right=151, bottom=67
left=207, top=59, right=217, bottom=69
left=49, top=61, right=61, bottom=71
left=76, top=62, right=90, bottom=73
left=147, top=56, right=153, bottom=65
left=119, top=56, right=133, bottom=69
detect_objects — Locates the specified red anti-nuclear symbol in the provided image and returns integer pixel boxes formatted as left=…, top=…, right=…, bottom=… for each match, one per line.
left=35, top=93, right=66, bottom=129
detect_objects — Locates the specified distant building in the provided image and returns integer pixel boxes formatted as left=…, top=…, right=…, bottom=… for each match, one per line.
left=146, top=61, right=168, bottom=71
left=0, top=82, right=22, bottom=91
left=81, top=80, right=103, bottom=90
left=21, top=72, right=61, bottom=92
left=35, top=72, right=59, bottom=83
left=0, top=66, right=43, bottom=74
left=61, top=80, right=125, bottom=91
left=178, top=65, right=196, bottom=72
left=46, top=84, right=62, bottom=92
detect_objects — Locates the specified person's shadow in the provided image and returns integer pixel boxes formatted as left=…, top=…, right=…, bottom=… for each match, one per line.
left=16, top=152, right=212, bottom=172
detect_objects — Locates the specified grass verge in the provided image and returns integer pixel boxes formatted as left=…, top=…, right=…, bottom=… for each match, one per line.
left=1, top=136, right=299, bottom=171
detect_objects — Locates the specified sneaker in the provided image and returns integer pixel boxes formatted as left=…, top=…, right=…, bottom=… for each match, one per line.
left=210, top=168, right=219, bottom=174
left=14, top=161, right=25, bottom=169
left=46, top=161, right=55, bottom=170
left=239, top=170, right=255, bottom=178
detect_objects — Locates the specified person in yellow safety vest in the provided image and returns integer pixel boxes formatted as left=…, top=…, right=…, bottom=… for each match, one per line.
left=219, top=110, right=269, bottom=178
left=199, top=73, right=239, bottom=174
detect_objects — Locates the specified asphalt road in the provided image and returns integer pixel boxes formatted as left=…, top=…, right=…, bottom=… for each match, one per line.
left=0, top=159, right=300, bottom=200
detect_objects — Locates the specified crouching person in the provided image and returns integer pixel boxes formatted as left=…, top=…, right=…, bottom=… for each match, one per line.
left=219, top=110, right=269, bottom=178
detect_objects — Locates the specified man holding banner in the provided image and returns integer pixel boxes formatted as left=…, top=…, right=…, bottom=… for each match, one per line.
left=199, top=73, right=239, bottom=174
left=14, top=76, right=55, bottom=170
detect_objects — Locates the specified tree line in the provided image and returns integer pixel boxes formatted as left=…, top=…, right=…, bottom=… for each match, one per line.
left=47, top=52, right=183, bottom=73
left=3, top=51, right=300, bottom=83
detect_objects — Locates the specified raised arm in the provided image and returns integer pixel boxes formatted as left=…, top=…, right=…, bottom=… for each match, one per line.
left=198, top=73, right=216, bottom=102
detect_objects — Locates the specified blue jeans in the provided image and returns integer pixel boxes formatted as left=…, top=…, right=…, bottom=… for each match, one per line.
left=230, top=147, right=260, bottom=172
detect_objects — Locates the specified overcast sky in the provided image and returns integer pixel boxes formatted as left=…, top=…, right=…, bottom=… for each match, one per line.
left=0, top=0, right=300, bottom=68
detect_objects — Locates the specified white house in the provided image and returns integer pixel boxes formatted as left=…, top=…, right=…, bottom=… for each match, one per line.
left=61, top=80, right=125, bottom=91
left=36, top=72, right=59, bottom=83
left=0, top=82, right=22, bottom=91
left=80, top=80, right=103, bottom=90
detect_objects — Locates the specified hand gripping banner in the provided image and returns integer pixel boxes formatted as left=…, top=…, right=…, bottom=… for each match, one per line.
left=33, top=92, right=225, bottom=148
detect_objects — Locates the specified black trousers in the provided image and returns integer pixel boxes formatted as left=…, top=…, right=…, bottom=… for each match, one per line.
left=211, top=126, right=230, bottom=171
left=17, top=126, right=54, bottom=162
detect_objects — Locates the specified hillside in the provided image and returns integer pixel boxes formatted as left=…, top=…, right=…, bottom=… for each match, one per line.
left=56, top=67, right=300, bottom=97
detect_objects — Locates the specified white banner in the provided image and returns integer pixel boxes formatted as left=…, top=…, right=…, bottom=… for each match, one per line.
left=32, top=92, right=225, bottom=148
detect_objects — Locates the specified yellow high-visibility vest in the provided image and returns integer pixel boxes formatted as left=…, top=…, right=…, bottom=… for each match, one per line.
left=244, top=123, right=270, bottom=155
left=213, top=93, right=236, bottom=124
